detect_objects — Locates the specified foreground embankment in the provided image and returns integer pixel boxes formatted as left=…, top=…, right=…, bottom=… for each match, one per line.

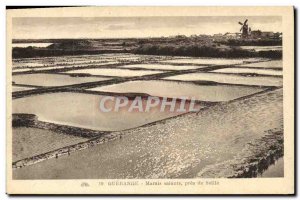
left=13, top=88, right=283, bottom=179
left=197, top=127, right=283, bottom=178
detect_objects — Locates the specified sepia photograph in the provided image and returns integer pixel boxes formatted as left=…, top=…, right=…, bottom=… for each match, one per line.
left=6, top=6, right=294, bottom=195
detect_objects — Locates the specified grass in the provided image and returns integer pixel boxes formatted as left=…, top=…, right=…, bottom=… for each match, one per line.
left=133, top=44, right=282, bottom=59
left=12, top=37, right=283, bottom=59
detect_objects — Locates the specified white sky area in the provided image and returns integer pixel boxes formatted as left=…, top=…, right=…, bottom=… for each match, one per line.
left=13, top=16, right=282, bottom=39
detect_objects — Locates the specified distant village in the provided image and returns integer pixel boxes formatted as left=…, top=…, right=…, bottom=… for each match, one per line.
left=12, top=19, right=282, bottom=59
left=171, top=31, right=282, bottom=40
left=213, top=30, right=282, bottom=40
left=171, top=19, right=282, bottom=41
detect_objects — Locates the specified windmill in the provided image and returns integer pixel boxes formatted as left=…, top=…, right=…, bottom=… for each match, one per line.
left=238, top=19, right=249, bottom=38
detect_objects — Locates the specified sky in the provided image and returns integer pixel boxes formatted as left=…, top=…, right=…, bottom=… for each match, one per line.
left=12, top=16, right=282, bottom=39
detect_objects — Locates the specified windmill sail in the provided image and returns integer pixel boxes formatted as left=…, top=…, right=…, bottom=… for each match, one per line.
left=239, top=19, right=249, bottom=38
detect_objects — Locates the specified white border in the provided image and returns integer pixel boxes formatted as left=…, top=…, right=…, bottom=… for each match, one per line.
left=1, top=0, right=299, bottom=199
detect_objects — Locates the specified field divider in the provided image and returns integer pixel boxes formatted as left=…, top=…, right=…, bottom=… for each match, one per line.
left=11, top=61, right=274, bottom=99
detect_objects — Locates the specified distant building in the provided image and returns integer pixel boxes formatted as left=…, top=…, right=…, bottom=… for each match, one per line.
left=261, top=32, right=275, bottom=38
left=250, top=30, right=262, bottom=38
left=224, top=32, right=241, bottom=39
left=212, top=33, right=224, bottom=40
left=175, top=35, right=187, bottom=39
left=249, top=30, right=282, bottom=39
left=213, top=33, right=223, bottom=37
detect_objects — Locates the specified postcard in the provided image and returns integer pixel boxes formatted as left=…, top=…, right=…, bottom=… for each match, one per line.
left=6, top=6, right=294, bottom=195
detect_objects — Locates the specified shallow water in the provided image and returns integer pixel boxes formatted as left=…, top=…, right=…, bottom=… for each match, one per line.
left=212, top=68, right=282, bottom=76
left=64, top=68, right=163, bottom=77
left=13, top=92, right=191, bottom=131
left=239, top=46, right=282, bottom=52
left=13, top=60, right=117, bottom=68
left=12, top=127, right=87, bottom=162
left=119, top=64, right=207, bottom=71
left=12, top=86, right=37, bottom=92
left=259, top=157, right=284, bottom=178
left=13, top=89, right=283, bottom=179
left=238, top=60, right=282, bottom=68
left=163, top=72, right=282, bottom=87
left=12, top=68, right=36, bottom=73
left=12, top=53, right=172, bottom=68
left=12, top=43, right=53, bottom=48
left=161, top=58, right=263, bottom=65
left=13, top=62, right=45, bottom=68
left=13, top=73, right=111, bottom=87
left=12, top=62, right=120, bottom=73
left=89, top=80, right=265, bottom=102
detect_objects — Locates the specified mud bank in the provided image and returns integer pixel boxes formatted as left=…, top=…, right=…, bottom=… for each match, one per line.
left=12, top=114, right=108, bottom=138
left=260, top=157, right=283, bottom=177
left=197, top=127, right=283, bottom=178
left=12, top=131, right=122, bottom=169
